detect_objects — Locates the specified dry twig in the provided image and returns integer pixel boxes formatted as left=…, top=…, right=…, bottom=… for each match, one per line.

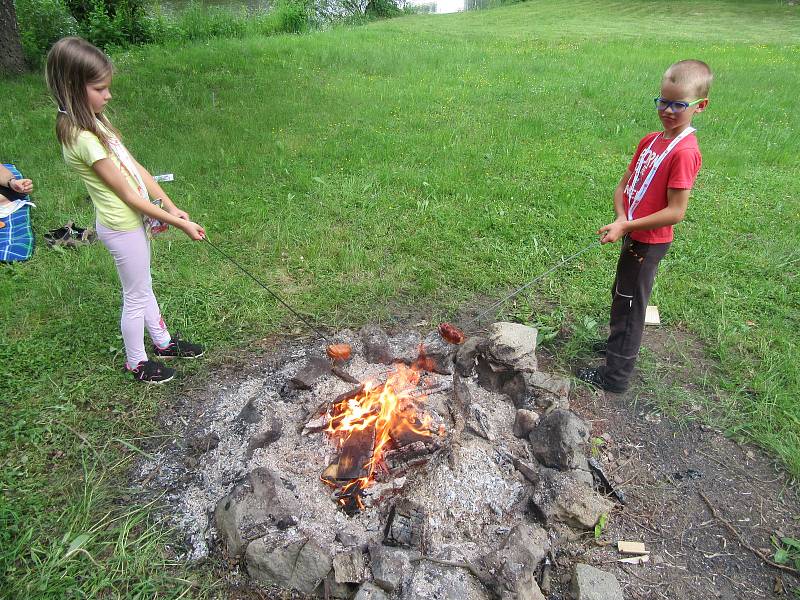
left=698, top=490, right=800, bottom=577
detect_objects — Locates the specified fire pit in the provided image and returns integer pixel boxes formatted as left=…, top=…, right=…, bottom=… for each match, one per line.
left=139, top=323, right=618, bottom=599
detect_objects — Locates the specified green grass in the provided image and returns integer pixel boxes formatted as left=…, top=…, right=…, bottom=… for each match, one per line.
left=2, top=0, right=799, bottom=596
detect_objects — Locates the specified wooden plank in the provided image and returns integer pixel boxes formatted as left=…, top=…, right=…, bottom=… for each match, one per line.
left=617, top=541, right=649, bottom=555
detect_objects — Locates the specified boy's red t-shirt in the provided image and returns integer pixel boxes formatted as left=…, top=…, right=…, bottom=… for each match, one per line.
left=624, top=131, right=702, bottom=243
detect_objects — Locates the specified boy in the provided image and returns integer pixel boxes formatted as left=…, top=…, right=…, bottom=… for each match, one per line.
left=578, top=60, right=712, bottom=393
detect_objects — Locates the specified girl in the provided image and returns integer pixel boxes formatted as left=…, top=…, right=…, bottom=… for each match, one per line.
left=46, top=37, right=206, bottom=384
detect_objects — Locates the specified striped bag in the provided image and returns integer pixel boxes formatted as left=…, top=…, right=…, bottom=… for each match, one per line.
left=0, top=164, right=35, bottom=262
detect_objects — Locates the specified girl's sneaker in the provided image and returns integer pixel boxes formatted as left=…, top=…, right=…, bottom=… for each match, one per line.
left=153, top=334, right=205, bottom=359
left=127, top=360, right=175, bottom=384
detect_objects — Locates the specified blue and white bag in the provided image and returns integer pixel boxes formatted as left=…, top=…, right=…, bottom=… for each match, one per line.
left=0, top=164, right=35, bottom=262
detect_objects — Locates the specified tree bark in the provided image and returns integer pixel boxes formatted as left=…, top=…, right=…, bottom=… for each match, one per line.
left=0, top=0, right=27, bottom=74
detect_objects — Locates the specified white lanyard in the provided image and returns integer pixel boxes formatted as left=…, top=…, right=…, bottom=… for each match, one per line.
left=626, top=126, right=694, bottom=221
left=98, top=120, right=149, bottom=201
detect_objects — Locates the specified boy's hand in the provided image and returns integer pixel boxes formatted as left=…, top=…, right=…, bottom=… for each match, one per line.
left=180, top=221, right=206, bottom=241
left=598, top=218, right=628, bottom=243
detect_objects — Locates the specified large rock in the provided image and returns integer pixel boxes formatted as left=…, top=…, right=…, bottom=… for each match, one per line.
left=571, top=564, right=624, bottom=600
left=333, top=548, right=366, bottom=584
left=475, top=355, right=526, bottom=403
left=488, top=523, right=550, bottom=594
left=529, top=468, right=613, bottom=530
left=528, top=409, right=589, bottom=471
left=369, top=544, right=413, bottom=593
left=417, top=331, right=455, bottom=375
left=401, top=558, right=491, bottom=600
left=246, top=534, right=332, bottom=593
left=523, top=372, right=570, bottom=403
left=361, top=325, right=393, bottom=364
left=485, top=322, right=538, bottom=372
left=316, top=572, right=358, bottom=599
left=354, top=582, right=390, bottom=600
left=214, top=468, right=300, bottom=557
left=454, top=336, right=487, bottom=376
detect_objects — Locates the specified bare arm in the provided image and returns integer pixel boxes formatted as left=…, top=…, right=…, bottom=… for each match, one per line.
left=0, top=164, right=33, bottom=196
left=132, top=159, right=188, bottom=219
left=92, top=158, right=204, bottom=240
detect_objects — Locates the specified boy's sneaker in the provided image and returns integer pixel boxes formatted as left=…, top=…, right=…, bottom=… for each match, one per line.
left=153, top=334, right=204, bottom=359
left=576, top=367, right=628, bottom=394
left=126, top=360, right=175, bottom=384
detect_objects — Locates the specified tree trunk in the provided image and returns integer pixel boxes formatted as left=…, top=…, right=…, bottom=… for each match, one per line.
left=0, top=0, right=27, bottom=74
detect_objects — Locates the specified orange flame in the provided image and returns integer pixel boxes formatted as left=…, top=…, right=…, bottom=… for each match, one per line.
left=322, top=363, right=435, bottom=508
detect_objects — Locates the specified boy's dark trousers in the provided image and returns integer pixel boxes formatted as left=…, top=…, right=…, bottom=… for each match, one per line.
left=599, top=235, right=670, bottom=390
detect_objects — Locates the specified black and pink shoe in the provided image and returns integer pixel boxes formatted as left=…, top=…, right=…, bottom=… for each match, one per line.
left=153, top=334, right=204, bottom=360
left=126, top=360, right=175, bottom=384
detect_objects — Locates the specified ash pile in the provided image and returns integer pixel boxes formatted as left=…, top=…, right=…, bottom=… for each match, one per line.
left=140, top=322, right=624, bottom=600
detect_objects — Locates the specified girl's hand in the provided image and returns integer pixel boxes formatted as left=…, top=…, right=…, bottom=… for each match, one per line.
left=9, top=178, right=33, bottom=194
left=180, top=221, right=206, bottom=241
left=167, top=206, right=189, bottom=220
left=598, top=218, right=627, bottom=244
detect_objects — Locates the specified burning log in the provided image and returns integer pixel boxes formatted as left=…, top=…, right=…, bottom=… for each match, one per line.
left=336, top=425, right=377, bottom=480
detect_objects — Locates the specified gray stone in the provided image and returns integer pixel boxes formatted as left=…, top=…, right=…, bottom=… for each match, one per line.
left=237, top=397, right=261, bottom=424
left=529, top=468, right=614, bottom=530
left=485, top=322, right=538, bottom=372
left=361, top=325, right=393, bottom=364
left=484, top=523, right=549, bottom=598
left=246, top=416, right=283, bottom=458
left=388, top=331, right=423, bottom=365
left=369, top=544, right=412, bottom=592
left=529, top=409, right=589, bottom=471
left=333, top=548, right=366, bottom=583
left=214, top=468, right=300, bottom=557
left=523, top=371, right=570, bottom=400
left=418, top=331, right=454, bottom=375
left=513, top=409, right=540, bottom=438
left=354, top=582, right=390, bottom=600
left=246, top=535, right=332, bottom=594
left=571, top=563, right=624, bottom=600
left=454, top=336, right=486, bottom=376
left=401, top=558, right=490, bottom=600
left=315, top=573, right=358, bottom=599
left=475, top=356, right=526, bottom=405
left=502, top=581, right=546, bottom=600
left=290, top=356, right=331, bottom=389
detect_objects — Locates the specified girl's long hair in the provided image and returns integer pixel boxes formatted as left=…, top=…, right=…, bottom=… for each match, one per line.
left=45, top=37, right=121, bottom=148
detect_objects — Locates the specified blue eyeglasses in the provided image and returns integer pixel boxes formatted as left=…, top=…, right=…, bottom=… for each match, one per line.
left=654, top=97, right=706, bottom=113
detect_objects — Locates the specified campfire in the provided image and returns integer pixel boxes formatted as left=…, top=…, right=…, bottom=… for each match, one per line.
left=141, top=322, right=623, bottom=600
left=320, top=362, right=445, bottom=514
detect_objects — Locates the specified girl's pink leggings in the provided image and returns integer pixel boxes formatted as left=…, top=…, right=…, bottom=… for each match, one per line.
left=96, top=222, right=171, bottom=368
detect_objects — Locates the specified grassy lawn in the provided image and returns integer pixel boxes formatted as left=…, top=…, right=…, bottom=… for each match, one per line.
left=2, top=0, right=799, bottom=596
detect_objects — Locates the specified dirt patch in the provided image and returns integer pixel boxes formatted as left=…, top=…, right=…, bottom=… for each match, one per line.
left=541, top=326, right=800, bottom=599
left=135, top=324, right=800, bottom=599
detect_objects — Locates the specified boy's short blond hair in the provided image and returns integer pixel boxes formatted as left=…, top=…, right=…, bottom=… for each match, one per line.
left=663, top=60, right=713, bottom=98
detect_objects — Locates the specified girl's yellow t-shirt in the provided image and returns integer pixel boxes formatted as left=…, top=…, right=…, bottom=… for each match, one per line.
left=62, top=127, right=143, bottom=231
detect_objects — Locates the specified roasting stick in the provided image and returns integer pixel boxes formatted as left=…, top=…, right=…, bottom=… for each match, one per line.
left=436, top=238, right=603, bottom=344
left=204, top=236, right=353, bottom=359
left=464, top=238, right=601, bottom=329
